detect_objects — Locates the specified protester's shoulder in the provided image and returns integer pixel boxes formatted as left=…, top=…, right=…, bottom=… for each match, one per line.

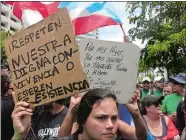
left=162, top=115, right=170, bottom=123
left=164, top=93, right=176, bottom=100
left=58, top=106, right=68, bottom=117
left=63, top=106, right=68, bottom=114
left=1, top=96, right=14, bottom=105
left=178, top=97, right=184, bottom=105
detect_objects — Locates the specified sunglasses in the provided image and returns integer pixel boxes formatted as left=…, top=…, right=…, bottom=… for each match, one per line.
left=173, top=82, right=182, bottom=85
left=149, top=102, right=162, bottom=107
left=164, top=90, right=171, bottom=93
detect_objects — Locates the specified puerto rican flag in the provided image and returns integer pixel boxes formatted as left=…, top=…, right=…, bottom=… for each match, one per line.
left=6, top=2, right=122, bottom=36
left=5, top=2, right=60, bottom=26
left=58, top=2, right=122, bottom=35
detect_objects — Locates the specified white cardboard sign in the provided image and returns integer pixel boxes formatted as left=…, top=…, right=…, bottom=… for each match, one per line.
left=79, top=38, right=140, bottom=104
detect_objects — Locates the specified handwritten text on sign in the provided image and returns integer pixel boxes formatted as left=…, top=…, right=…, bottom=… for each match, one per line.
left=79, top=38, right=140, bottom=104
left=5, top=8, right=89, bottom=106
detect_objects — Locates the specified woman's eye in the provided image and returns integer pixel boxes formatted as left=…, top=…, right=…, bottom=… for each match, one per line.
left=112, top=116, right=118, bottom=121
left=97, top=116, right=106, bottom=120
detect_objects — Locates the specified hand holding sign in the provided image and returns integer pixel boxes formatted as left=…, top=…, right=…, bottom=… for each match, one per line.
left=11, top=101, right=32, bottom=139
left=126, top=90, right=140, bottom=116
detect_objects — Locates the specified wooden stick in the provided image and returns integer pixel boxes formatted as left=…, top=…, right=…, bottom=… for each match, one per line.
left=120, top=24, right=126, bottom=37
left=120, top=24, right=129, bottom=43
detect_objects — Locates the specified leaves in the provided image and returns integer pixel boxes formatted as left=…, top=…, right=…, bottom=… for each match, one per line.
left=127, top=2, right=186, bottom=76
left=1, top=31, right=11, bottom=69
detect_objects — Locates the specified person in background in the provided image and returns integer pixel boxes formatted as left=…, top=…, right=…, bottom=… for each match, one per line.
left=7, top=82, right=13, bottom=97
left=141, top=95, right=179, bottom=140
left=12, top=97, right=68, bottom=140
left=1, top=69, right=14, bottom=140
left=162, top=73, right=186, bottom=123
left=176, top=93, right=185, bottom=136
left=140, top=77, right=153, bottom=100
left=153, top=76, right=164, bottom=97
left=163, top=83, right=173, bottom=97
left=175, top=76, right=186, bottom=136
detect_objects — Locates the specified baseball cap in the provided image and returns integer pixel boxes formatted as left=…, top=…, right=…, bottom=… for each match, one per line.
left=169, top=73, right=186, bottom=84
left=154, top=76, right=164, bottom=83
left=142, top=77, right=151, bottom=82
left=141, top=95, right=164, bottom=107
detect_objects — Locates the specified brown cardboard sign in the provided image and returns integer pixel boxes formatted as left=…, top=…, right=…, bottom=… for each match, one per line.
left=5, top=8, right=89, bottom=106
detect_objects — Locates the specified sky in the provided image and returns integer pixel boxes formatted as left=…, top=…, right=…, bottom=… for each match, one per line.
left=98, top=2, right=146, bottom=49
left=6, top=1, right=146, bottom=48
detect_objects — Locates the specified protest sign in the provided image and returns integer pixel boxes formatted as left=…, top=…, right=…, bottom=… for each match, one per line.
left=5, top=8, right=89, bottom=106
left=79, top=38, right=140, bottom=104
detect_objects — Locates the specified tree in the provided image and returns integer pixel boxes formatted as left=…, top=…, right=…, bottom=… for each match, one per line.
left=126, top=2, right=186, bottom=77
left=1, top=31, right=10, bottom=69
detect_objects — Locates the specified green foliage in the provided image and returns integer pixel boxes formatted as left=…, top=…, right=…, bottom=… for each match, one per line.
left=127, top=2, right=186, bottom=76
left=1, top=31, right=11, bottom=69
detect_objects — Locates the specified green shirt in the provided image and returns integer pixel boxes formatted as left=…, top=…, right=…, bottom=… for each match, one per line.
left=141, top=89, right=151, bottom=100
left=153, top=90, right=164, bottom=97
left=162, top=93, right=183, bottom=115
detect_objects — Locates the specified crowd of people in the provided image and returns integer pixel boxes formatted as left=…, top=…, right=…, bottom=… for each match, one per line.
left=1, top=67, right=186, bottom=140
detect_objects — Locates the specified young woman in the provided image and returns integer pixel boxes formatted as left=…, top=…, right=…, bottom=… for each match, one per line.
left=141, top=95, right=179, bottom=140
left=11, top=88, right=147, bottom=140
left=58, top=88, right=147, bottom=139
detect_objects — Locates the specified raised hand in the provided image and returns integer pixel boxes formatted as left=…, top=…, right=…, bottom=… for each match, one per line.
left=125, top=90, right=140, bottom=116
left=11, top=101, right=33, bottom=139
left=69, top=94, right=82, bottom=108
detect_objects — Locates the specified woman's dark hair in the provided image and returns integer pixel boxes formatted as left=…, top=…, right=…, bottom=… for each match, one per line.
left=76, top=88, right=118, bottom=134
left=139, top=103, right=147, bottom=115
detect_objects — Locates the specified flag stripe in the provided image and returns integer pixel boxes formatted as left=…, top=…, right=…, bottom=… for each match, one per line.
left=58, top=2, right=122, bottom=24
left=72, top=14, right=120, bottom=35
left=8, top=2, right=59, bottom=21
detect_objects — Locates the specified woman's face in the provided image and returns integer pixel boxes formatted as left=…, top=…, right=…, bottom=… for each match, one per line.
left=83, top=98, right=118, bottom=140
left=146, top=102, right=162, bottom=115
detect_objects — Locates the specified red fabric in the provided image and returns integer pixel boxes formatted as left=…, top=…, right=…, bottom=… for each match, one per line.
left=5, top=1, right=14, bottom=5
left=6, top=2, right=59, bottom=21
left=6, top=2, right=121, bottom=36
left=72, top=14, right=120, bottom=35
left=166, top=118, right=179, bottom=139
left=160, top=115, right=179, bottom=140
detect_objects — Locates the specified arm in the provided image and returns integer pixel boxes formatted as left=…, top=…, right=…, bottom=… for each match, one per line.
left=119, top=90, right=147, bottom=139
left=118, top=112, right=147, bottom=139
left=131, top=112, right=147, bottom=139
left=58, top=105, right=77, bottom=138
left=58, top=94, right=81, bottom=138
